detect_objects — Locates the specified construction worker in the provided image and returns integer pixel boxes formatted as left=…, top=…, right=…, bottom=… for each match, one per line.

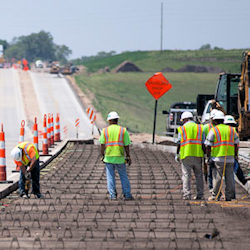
left=224, top=115, right=250, bottom=190
left=203, top=109, right=219, bottom=191
left=205, top=111, right=239, bottom=201
left=11, top=142, right=43, bottom=198
left=99, top=111, right=133, bottom=200
left=175, top=111, right=205, bottom=200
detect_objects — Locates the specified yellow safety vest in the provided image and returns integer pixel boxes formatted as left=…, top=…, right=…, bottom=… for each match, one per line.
left=103, top=125, right=126, bottom=157
left=178, top=122, right=204, bottom=160
left=17, top=142, right=39, bottom=166
left=211, top=124, right=235, bottom=157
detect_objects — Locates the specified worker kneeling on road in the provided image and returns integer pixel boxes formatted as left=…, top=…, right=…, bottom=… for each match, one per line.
left=11, top=142, right=43, bottom=198
left=205, top=111, right=239, bottom=201
left=175, top=111, right=205, bottom=200
left=99, top=111, right=133, bottom=200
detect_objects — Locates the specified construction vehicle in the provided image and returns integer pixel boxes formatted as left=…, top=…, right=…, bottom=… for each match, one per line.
left=200, top=51, right=250, bottom=139
left=50, top=62, right=60, bottom=74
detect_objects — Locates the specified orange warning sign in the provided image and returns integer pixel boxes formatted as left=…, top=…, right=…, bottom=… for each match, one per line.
left=145, top=72, right=172, bottom=100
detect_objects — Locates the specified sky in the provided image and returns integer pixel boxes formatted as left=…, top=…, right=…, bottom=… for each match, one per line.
left=0, top=0, right=249, bottom=58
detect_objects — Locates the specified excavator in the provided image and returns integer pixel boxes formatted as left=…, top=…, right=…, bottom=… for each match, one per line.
left=214, top=51, right=250, bottom=140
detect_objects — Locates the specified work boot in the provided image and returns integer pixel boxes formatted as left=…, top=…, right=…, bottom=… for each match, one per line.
left=35, top=193, right=44, bottom=199
left=19, top=191, right=25, bottom=198
left=123, top=195, right=134, bottom=201
left=183, top=195, right=191, bottom=200
left=193, top=196, right=204, bottom=200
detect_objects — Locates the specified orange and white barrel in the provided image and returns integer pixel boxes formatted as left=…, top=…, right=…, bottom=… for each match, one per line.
left=33, top=117, right=38, bottom=150
left=0, top=124, right=6, bottom=181
left=42, top=114, right=48, bottom=155
left=19, top=120, right=25, bottom=143
left=54, top=113, right=61, bottom=142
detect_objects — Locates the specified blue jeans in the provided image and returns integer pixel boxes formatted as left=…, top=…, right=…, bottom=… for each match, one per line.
left=19, top=159, right=41, bottom=195
left=105, top=163, right=132, bottom=198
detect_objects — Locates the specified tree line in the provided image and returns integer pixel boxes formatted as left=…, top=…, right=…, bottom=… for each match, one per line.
left=0, top=31, right=71, bottom=64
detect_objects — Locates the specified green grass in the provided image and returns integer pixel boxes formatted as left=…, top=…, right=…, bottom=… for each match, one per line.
left=76, top=72, right=218, bottom=134
left=79, top=49, right=247, bottom=73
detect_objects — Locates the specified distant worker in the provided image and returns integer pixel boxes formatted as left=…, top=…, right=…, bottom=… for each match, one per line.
left=205, top=111, right=239, bottom=201
left=175, top=111, right=205, bottom=200
left=224, top=115, right=250, bottom=190
left=11, top=142, right=43, bottom=198
left=99, top=111, right=133, bottom=200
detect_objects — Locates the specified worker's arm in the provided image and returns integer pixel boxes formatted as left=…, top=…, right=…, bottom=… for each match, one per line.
left=234, top=144, right=238, bottom=160
left=125, top=145, right=131, bottom=165
left=27, top=157, right=38, bottom=172
left=100, top=144, right=105, bottom=161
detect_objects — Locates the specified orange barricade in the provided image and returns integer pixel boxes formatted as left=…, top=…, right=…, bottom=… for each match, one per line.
left=42, top=115, right=48, bottom=155
left=33, top=117, right=38, bottom=150
left=19, top=120, right=25, bottom=143
left=51, top=114, right=54, bottom=145
left=54, top=114, right=61, bottom=142
left=47, top=114, right=51, bottom=148
left=0, top=124, right=6, bottom=181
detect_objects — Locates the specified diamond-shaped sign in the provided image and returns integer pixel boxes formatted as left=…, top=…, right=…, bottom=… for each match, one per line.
left=145, top=72, right=172, bottom=100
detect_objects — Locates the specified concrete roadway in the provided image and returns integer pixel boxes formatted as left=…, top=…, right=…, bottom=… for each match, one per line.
left=0, top=69, right=28, bottom=178
left=0, top=68, right=98, bottom=179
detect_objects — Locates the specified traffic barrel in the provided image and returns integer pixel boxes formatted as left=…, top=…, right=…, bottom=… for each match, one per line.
left=19, top=120, right=25, bottom=143
left=0, top=124, right=6, bottom=181
left=54, top=114, right=61, bottom=142
left=47, top=114, right=51, bottom=148
left=51, top=114, right=54, bottom=145
left=33, top=117, right=38, bottom=150
left=42, top=114, right=48, bottom=155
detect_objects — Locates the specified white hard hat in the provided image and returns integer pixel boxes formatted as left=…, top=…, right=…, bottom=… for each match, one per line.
left=11, top=147, right=22, bottom=161
left=107, top=111, right=120, bottom=121
left=210, top=109, right=219, bottom=119
left=181, top=111, right=193, bottom=121
left=212, top=110, right=225, bottom=120
left=224, top=115, right=236, bottom=124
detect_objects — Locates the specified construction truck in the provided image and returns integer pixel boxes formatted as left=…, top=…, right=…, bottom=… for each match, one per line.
left=200, top=51, right=250, bottom=140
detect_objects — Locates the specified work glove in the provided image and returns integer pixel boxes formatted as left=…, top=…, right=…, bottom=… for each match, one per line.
left=125, top=156, right=132, bottom=166
left=175, top=154, right=180, bottom=163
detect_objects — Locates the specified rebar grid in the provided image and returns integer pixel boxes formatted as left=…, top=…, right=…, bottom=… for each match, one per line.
left=0, top=142, right=249, bottom=249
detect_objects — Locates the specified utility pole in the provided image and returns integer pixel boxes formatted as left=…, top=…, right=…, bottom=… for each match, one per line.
left=160, top=2, right=163, bottom=53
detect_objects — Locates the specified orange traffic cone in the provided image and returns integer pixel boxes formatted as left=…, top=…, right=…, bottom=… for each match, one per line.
left=54, top=113, right=61, bottom=142
left=0, top=124, right=6, bottom=181
left=51, top=114, right=54, bottom=145
left=47, top=114, right=51, bottom=148
left=42, top=115, right=48, bottom=155
left=33, top=117, right=38, bottom=150
left=19, top=120, right=25, bottom=143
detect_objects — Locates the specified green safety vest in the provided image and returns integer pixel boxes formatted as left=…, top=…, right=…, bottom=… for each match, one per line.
left=103, top=125, right=126, bottom=157
left=178, top=122, right=204, bottom=160
left=211, top=124, right=235, bottom=157
left=17, top=142, right=39, bottom=166
left=203, top=123, right=214, bottom=138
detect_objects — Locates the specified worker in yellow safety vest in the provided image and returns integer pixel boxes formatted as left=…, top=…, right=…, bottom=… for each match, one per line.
left=175, top=111, right=205, bottom=200
left=205, top=111, right=239, bottom=201
left=11, top=142, right=43, bottom=198
left=99, top=111, right=133, bottom=200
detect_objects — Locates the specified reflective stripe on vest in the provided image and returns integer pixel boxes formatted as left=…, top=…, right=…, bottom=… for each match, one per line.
left=211, top=124, right=235, bottom=157
left=178, top=122, right=204, bottom=159
left=104, top=125, right=125, bottom=157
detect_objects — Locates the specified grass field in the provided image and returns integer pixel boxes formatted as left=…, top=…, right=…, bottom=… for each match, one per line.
left=77, top=49, right=247, bottom=73
left=75, top=72, right=218, bottom=134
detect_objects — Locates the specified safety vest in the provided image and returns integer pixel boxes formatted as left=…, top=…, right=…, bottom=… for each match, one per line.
left=203, top=123, right=214, bottom=138
left=17, top=142, right=39, bottom=166
left=103, top=125, right=126, bottom=157
left=211, top=124, right=235, bottom=157
left=178, top=122, right=204, bottom=160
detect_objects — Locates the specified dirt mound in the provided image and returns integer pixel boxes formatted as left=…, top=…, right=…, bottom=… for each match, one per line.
left=114, top=61, right=142, bottom=73
left=162, top=64, right=223, bottom=73
left=162, top=67, right=175, bottom=72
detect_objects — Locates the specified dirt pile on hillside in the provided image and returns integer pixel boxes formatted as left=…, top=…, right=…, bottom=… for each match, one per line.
left=114, top=61, right=142, bottom=73
left=162, top=64, right=223, bottom=73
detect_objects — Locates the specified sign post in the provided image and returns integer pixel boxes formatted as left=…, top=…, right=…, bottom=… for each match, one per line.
left=145, top=72, right=172, bottom=144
